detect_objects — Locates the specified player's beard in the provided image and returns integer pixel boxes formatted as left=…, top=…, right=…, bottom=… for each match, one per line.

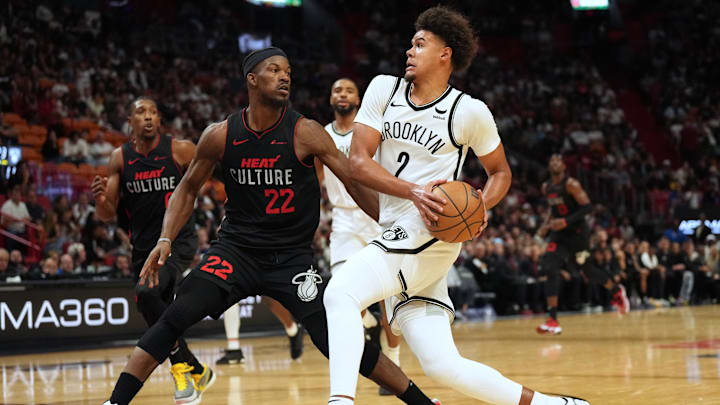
left=261, top=92, right=289, bottom=109
left=549, top=167, right=563, bottom=177
left=331, top=102, right=358, bottom=116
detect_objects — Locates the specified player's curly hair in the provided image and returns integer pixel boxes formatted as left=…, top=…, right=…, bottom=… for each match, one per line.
left=414, top=6, right=477, bottom=72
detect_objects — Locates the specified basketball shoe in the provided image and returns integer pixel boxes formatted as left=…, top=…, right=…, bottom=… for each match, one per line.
left=191, top=363, right=217, bottom=393
left=170, top=362, right=200, bottom=405
left=289, top=325, right=305, bottom=360
left=216, top=348, right=244, bottom=365
left=610, top=285, right=630, bottom=315
left=432, top=399, right=442, bottom=404
left=536, top=317, right=562, bottom=335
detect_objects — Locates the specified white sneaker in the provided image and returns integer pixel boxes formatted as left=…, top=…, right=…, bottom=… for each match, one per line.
left=102, top=402, right=118, bottom=405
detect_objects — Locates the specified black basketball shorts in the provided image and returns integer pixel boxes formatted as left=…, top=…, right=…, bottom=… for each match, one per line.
left=546, top=229, right=590, bottom=272
left=187, top=238, right=325, bottom=322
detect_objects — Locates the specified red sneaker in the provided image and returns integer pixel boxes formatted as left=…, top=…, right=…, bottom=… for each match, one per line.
left=432, top=400, right=443, bottom=405
left=536, top=317, right=562, bottom=335
left=611, top=285, right=630, bottom=315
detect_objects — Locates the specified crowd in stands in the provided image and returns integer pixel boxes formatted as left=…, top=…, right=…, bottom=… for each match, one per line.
left=0, top=1, right=718, bottom=318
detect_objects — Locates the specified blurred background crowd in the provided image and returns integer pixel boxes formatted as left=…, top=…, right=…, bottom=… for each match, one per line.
left=0, top=0, right=718, bottom=318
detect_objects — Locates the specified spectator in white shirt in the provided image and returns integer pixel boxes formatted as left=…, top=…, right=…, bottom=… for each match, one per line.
left=1, top=186, right=31, bottom=253
left=72, top=192, right=95, bottom=228
left=90, top=131, right=114, bottom=166
left=62, top=131, right=89, bottom=164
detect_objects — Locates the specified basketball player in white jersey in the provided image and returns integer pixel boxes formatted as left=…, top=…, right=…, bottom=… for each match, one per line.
left=318, top=78, right=401, bottom=395
left=323, top=6, right=590, bottom=405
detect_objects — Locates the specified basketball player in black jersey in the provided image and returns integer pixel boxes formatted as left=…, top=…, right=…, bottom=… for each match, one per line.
left=102, top=47, right=440, bottom=405
left=92, top=97, right=215, bottom=405
left=536, top=154, right=630, bottom=335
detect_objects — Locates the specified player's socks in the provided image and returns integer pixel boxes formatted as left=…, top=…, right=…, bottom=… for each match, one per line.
left=397, top=380, right=435, bottom=405
left=549, top=306, right=558, bottom=321
left=109, top=372, right=143, bottom=405
left=177, top=338, right=204, bottom=373
left=228, top=338, right=240, bottom=350
left=168, top=344, right=184, bottom=365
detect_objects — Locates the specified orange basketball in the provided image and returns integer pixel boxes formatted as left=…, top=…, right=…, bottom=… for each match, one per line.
left=427, top=181, right=485, bottom=243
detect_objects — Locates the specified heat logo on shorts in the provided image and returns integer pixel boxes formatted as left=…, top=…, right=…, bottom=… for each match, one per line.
left=382, top=226, right=408, bottom=241
left=292, top=267, right=323, bottom=302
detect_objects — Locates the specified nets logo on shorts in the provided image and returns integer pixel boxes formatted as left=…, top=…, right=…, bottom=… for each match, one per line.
left=292, top=266, right=323, bottom=302
left=382, top=226, right=408, bottom=241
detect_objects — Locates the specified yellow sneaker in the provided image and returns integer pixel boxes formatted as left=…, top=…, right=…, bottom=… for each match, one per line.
left=191, top=363, right=217, bottom=393
left=170, top=363, right=199, bottom=405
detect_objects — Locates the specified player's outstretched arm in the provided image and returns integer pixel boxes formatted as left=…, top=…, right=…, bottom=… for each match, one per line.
left=140, top=121, right=225, bottom=287
left=350, top=122, right=447, bottom=226
left=295, top=118, right=379, bottom=221
left=92, top=147, right=123, bottom=222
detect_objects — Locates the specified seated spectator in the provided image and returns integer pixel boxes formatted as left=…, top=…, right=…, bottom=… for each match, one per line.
left=640, top=241, right=666, bottom=306
left=1, top=185, right=30, bottom=253
left=67, top=242, right=88, bottom=274
left=39, top=256, right=61, bottom=280
left=25, top=188, right=45, bottom=224
left=8, top=161, right=35, bottom=195
left=62, top=131, right=89, bottom=165
left=0, top=248, right=20, bottom=283
left=9, top=249, right=27, bottom=275
left=90, top=131, right=114, bottom=166
left=58, top=253, right=75, bottom=276
left=72, top=192, right=95, bottom=228
left=111, top=253, right=132, bottom=279
left=41, top=129, right=61, bottom=162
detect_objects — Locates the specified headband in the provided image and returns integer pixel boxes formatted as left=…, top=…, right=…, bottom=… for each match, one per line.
left=242, top=47, right=288, bottom=78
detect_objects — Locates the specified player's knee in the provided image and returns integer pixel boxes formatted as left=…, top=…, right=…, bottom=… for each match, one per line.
left=419, top=354, right=461, bottom=386
left=323, top=278, right=359, bottom=314
left=137, top=318, right=180, bottom=363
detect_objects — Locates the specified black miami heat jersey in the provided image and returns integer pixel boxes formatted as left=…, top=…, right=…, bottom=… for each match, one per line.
left=546, top=177, right=587, bottom=236
left=220, top=107, right=320, bottom=250
left=120, top=135, right=194, bottom=252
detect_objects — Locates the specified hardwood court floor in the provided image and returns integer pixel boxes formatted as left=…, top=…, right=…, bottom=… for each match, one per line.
left=2, top=306, right=720, bottom=404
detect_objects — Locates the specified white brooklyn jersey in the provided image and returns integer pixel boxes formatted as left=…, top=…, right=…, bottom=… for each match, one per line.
left=354, top=75, right=501, bottom=227
left=323, top=122, right=356, bottom=209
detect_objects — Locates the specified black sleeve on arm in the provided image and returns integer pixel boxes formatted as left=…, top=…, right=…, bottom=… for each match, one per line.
left=565, top=204, right=592, bottom=226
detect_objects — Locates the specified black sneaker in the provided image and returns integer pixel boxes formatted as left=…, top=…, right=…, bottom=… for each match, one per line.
left=216, top=349, right=244, bottom=365
left=289, top=325, right=305, bottom=360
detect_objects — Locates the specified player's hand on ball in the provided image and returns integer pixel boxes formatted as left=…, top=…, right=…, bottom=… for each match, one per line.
left=91, top=175, right=108, bottom=203
left=139, top=242, right=171, bottom=288
left=473, top=194, right=488, bottom=238
left=410, top=179, right=447, bottom=227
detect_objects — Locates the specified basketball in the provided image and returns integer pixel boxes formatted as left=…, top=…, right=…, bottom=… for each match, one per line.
left=427, top=181, right=485, bottom=243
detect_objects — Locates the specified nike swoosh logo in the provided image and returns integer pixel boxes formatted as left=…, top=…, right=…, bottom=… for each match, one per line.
left=435, top=107, right=447, bottom=114
left=271, top=140, right=287, bottom=145
left=154, top=156, right=167, bottom=161
left=233, top=139, right=249, bottom=146
left=390, top=101, right=405, bottom=107
left=128, top=158, right=140, bottom=165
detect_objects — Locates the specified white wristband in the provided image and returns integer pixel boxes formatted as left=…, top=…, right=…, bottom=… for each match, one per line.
left=158, top=238, right=172, bottom=245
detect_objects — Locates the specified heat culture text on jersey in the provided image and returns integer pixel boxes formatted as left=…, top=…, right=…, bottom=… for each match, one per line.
left=125, top=167, right=178, bottom=194
left=381, top=121, right=446, bottom=154
left=228, top=155, right=293, bottom=186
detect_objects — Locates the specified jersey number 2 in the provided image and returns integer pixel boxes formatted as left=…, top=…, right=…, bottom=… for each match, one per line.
left=200, top=255, right=233, bottom=280
left=265, top=188, right=295, bottom=214
left=395, top=152, right=410, bottom=177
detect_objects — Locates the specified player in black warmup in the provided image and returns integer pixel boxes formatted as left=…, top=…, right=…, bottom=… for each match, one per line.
left=93, top=97, right=215, bottom=405
left=102, top=47, right=440, bottom=405
left=536, top=154, right=630, bottom=335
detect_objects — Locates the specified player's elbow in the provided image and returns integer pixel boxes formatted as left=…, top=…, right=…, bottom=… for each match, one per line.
left=348, top=153, right=367, bottom=182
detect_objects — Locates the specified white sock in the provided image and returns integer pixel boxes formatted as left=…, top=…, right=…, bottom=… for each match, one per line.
left=285, top=322, right=298, bottom=337
left=361, top=311, right=378, bottom=328
left=223, top=304, right=241, bottom=350
left=402, top=312, right=524, bottom=405
left=380, top=331, right=400, bottom=366
left=324, top=251, right=396, bottom=399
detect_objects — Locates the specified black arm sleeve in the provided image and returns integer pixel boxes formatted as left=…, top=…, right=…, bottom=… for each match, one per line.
left=565, top=204, right=592, bottom=226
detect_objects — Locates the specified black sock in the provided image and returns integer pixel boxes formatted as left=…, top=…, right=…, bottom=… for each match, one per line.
left=549, top=306, right=558, bottom=320
left=109, top=372, right=143, bottom=405
left=178, top=338, right=204, bottom=373
left=397, top=380, right=434, bottom=405
left=168, top=343, right=183, bottom=365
